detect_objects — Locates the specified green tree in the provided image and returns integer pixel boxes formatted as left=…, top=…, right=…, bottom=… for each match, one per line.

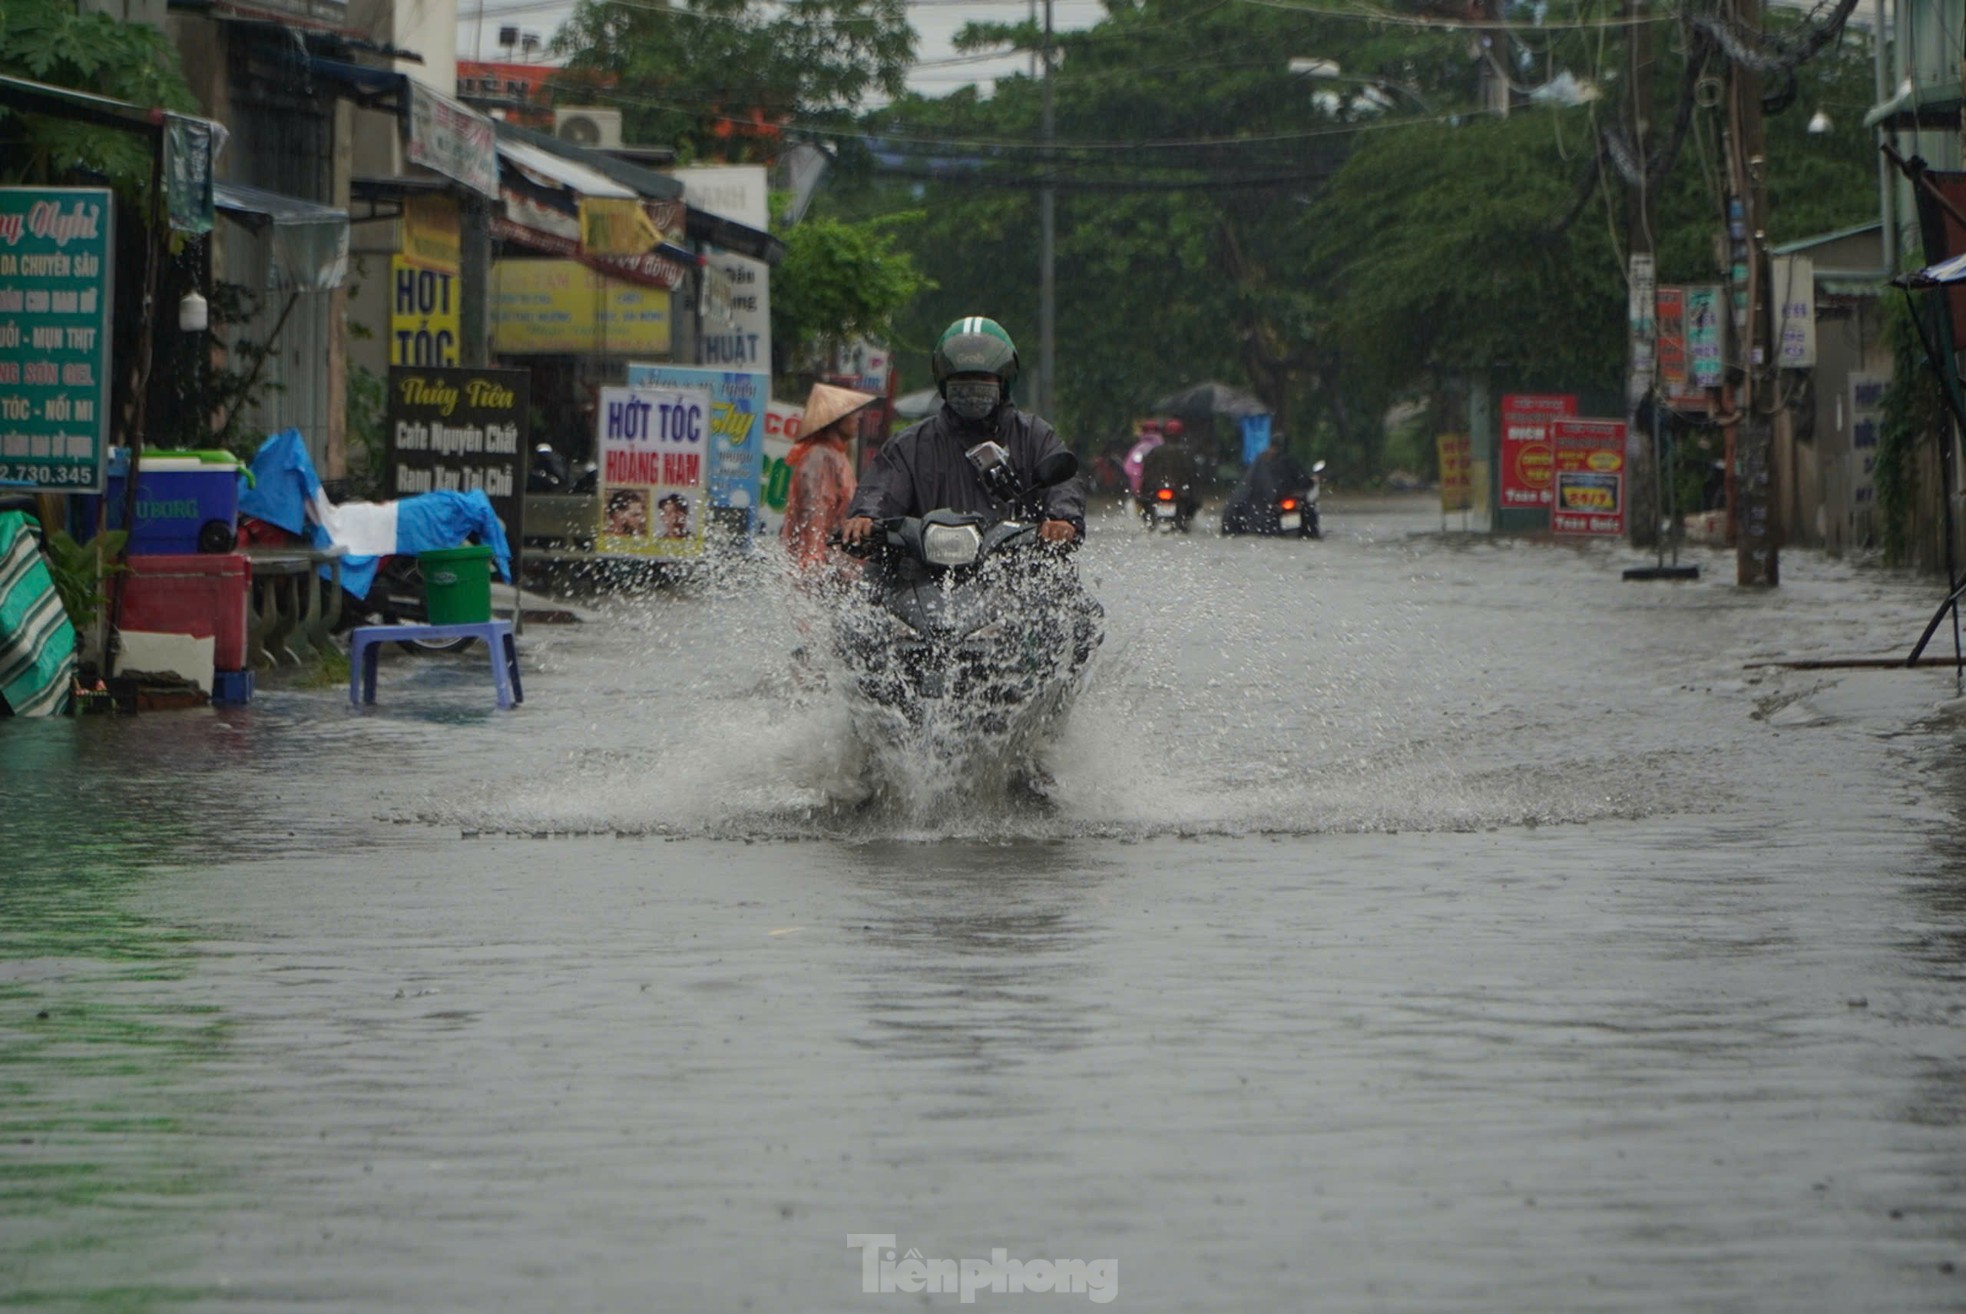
left=809, top=0, right=1882, bottom=476
left=846, top=0, right=1458, bottom=460
left=1307, top=110, right=1627, bottom=409
left=0, top=0, right=198, bottom=198
left=771, top=210, right=931, bottom=376
left=554, top=0, right=914, bottom=163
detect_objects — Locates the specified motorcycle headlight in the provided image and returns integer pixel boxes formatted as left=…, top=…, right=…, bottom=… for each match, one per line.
left=922, top=523, right=983, bottom=567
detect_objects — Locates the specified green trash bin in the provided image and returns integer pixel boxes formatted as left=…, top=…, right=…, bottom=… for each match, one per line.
left=418, top=545, right=493, bottom=625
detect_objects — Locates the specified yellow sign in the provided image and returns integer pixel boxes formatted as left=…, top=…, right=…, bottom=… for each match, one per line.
left=580, top=198, right=662, bottom=256
left=390, top=257, right=460, bottom=367
left=491, top=259, right=672, bottom=356
left=401, top=194, right=460, bottom=271
left=1437, top=432, right=1473, bottom=513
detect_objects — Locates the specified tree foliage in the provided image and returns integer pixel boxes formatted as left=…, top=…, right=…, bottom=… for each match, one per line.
left=814, top=0, right=1884, bottom=475
left=771, top=211, right=931, bottom=374
left=0, top=0, right=198, bottom=199
left=555, top=0, right=914, bottom=162
left=555, top=0, right=1884, bottom=475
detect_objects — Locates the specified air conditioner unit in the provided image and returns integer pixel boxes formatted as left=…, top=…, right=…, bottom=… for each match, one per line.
left=555, top=108, right=624, bottom=150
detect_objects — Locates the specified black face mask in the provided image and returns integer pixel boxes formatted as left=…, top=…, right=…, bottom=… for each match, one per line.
left=945, top=378, right=1000, bottom=423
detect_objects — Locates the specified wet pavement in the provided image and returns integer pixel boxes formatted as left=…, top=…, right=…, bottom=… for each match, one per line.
left=7, top=495, right=1966, bottom=1310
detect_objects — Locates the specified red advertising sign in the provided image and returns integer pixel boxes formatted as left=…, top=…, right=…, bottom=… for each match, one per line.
left=1549, top=417, right=1627, bottom=536
left=1656, top=286, right=1687, bottom=389
left=1499, top=393, right=1576, bottom=509
left=1655, top=286, right=1712, bottom=412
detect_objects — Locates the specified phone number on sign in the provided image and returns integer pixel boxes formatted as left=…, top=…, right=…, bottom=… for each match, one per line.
left=0, top=464, right=98, bottom=486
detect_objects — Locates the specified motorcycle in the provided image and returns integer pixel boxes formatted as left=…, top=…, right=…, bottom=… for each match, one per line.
left=1222, top=458, right=1326, bottom=539
left=1136, top=479, right=1200, bottom=533
left=833, top=447, right=1103, bottom=791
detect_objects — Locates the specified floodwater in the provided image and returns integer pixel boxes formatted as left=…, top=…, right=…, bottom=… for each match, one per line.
left=7, top=495, right=1966, bottom=1311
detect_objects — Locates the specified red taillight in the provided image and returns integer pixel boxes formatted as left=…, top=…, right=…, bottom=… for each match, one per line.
left=1279, top=497, right=1298, bottom=511
left=1156, top=488, right=1175, bottom=501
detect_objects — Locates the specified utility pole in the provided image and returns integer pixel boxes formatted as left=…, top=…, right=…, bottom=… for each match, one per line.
left=1038, top=0, right=1056, bottom=422
left=1626, top=0, right=1658, bottom=550
left=1725, top=0, right=1778, bottom=585
left=1476, top=0, right=1510, bottom=117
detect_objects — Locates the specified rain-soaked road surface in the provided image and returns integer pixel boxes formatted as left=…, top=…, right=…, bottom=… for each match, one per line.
left=7, top=496, right=1966, bottom=1311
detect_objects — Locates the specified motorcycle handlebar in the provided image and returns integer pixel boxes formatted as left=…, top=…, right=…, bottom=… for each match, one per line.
left=829, top=519, right=901, bottom=558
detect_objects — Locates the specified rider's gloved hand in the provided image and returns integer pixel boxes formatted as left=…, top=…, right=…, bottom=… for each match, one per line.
left=1038, top=519, right=1078, bottom=545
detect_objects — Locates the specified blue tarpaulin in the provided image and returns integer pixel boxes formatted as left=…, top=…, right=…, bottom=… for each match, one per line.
left=1240, top=413, right=1273, bottom=466
left=242, top=429, right=513, bottom=600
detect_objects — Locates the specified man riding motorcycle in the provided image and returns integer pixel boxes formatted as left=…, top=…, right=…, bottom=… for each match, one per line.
left=1222, top=431, right=1317, bottom=535
left=841, top=317, right=1083, bottom=544
left=1136, top=419, right=1203, bottom=529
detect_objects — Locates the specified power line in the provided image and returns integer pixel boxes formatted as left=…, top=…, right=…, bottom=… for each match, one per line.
left=1231, top=0, right=1675, bottom=30
left=583, top=78, right=1466, bottom=149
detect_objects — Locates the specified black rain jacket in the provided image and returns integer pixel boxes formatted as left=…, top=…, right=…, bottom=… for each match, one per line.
left=1225, top=448, right=1313, bottom=519
left=847, top=403, right=1086, bottom=533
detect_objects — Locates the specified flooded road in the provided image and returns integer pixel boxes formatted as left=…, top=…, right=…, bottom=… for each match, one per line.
left=7, top=495, right=1966, bottom=1310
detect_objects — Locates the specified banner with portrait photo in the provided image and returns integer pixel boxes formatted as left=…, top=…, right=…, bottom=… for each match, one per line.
left=597, top=385, right=713, bottom=559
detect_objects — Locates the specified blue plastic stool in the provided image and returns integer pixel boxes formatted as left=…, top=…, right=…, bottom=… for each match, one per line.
left=348, top=621, right=523, bottom=710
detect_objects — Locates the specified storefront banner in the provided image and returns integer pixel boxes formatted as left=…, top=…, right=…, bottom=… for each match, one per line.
left=645, top=200, right=686, bottom=245
left=0, top=187, right=113, bottom=490
left=1437, top=432, right=1473, bottom=512
left=669, top=165, right=770, bottom=229
left=492, top=259, right=671, bottom=356
left=626, top=363, right=766, bottom=514
left=385, top=366, right=529, bottom=545
left=1849, top=372, right=1886, bottom=511
left=406, top=82, right=498, bottom=198
left=580, top=198, right=663, bottom=256
left=390, top=258, right=460, bottom=367
left=165, top=114, right=225, bottom=235
left=597, top=385, right=712, bottom=559
left=401, top=194, right=460, bottom=271
left=836, top=338, right=893, bottom=396
left=489, top=213, right=578, bottom=258
left=698, top=252, right=770, bottom=370
left=1773, top=255, right=1817, bottom=368
left=757, top=400, right=804, bottom=537
left=1656, top=285, right=1687, bottom=388
left=1550, top=417, right=1627, bottom=536
left=1498, top=393, right=1575, bottom=510
left=1687, top=285, right=1724, bottom=388
left=582, top=249, right=690, bottom=292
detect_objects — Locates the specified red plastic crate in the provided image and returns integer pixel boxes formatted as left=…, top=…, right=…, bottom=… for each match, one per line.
left=120, top=553, right=250, bottom=672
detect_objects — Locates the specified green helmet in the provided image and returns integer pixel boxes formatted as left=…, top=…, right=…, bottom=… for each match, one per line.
left=932, top=316, right=1020, bottom=395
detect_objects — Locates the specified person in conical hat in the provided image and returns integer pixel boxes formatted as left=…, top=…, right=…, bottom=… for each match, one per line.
left=783, top=381, right=878, bottom=571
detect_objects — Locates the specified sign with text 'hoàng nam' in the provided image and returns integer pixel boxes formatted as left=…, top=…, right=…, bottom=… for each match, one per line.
left=597, top=385, right=712, bottom=560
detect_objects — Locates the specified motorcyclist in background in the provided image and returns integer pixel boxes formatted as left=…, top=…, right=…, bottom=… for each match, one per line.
left=841, top=317, right=1084, bottom=546
left=1223, top=430, right=1313, bottom=531
left=1137, top=419, right=1203, bottom=523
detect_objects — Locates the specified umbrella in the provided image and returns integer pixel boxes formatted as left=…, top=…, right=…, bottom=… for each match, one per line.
left=894, top=387, right=941, bottom=420
left=1152, top=381, right=1270, bottom=419
left=1899, top=251, right=1966, bottom=287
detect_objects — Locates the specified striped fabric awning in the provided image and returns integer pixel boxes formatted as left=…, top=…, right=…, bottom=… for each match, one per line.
left=0, top=512, right=76, bottom=717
